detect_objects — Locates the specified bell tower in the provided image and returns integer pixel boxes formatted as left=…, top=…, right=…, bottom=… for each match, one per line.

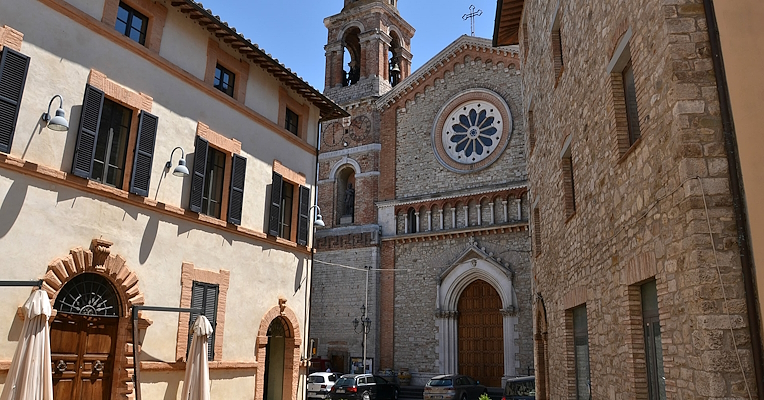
left=324, top=0, right=415, bottom=100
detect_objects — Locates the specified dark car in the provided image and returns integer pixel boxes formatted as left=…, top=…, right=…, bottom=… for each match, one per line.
left=329, top=374, right=399, bottom=400
left=502, top=376, right=535, bottom=400
left=424, top=374, right=487, bottom=400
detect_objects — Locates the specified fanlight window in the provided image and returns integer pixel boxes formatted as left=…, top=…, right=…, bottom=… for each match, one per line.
left=54, top=273, right=121, bottom=317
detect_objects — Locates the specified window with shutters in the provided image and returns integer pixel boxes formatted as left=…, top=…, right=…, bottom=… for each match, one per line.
left=189, top=281, right=219, bottom=361
left=550, top=8, right=564, bottom=85
left=560, top=136, right=576, bottom=220
left=188, top=131, right=247, bottom=225
left=71, top=82, right=158, bottom=197
left=0, top=47, right=30, bottom=155
left=607, top=28, right=641, bottom=157
left=268, top=163, right=312, bottom=246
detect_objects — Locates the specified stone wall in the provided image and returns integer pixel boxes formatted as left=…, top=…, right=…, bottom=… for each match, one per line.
left=392, top=233, right=533, bottom=381
left=521, top=0, right=757, bottom=398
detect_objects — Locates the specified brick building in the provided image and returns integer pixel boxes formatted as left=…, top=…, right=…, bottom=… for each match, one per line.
left=311, top=0, right=533, bottom=388
left=494, top=0, right=763, bottom=398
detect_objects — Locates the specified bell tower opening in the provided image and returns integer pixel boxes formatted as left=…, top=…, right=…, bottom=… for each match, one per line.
left=343, top=27, right=362, bottom=87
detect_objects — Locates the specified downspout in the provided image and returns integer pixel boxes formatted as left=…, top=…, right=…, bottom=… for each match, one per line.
left=703, top=0, right=764, bottom=396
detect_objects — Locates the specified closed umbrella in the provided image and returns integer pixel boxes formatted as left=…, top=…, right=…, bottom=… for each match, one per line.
left=181, top=315, right=213, bottom=400
left=0, top=290, right=53, bottom=400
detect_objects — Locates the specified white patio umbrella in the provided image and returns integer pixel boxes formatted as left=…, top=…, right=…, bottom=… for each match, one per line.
left=0, top=289, right=53, bottom=400
left=181, top=315, right=213, bottom=400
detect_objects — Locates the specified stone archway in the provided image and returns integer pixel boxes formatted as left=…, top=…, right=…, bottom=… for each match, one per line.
left=534, top=296, right=549, bottom=400
left=40, top=239, right=146, bottom=400
left=435, top=239, right=518, bottom=386
left=255, top=299, right=302, bottom=400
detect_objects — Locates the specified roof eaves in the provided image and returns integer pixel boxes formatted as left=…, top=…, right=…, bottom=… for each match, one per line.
left=169, top=0, right=348, bottom=121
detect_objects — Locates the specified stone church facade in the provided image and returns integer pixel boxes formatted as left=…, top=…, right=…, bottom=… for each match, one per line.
left=312, top=0, right=532, bottom=387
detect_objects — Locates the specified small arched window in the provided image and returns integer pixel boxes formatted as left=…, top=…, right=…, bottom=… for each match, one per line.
left=407, top=209, right=418, bottom=234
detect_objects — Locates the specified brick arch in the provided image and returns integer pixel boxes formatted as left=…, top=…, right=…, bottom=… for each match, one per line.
left=534, top=296, right=549, bottom=400
left=255, top=300, right=302, bottom=400
left=41, top=239, right=145, bottom=400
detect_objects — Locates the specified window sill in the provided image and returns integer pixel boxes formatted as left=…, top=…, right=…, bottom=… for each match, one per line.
left=616, top=133, right=646, bottom=165
left=565, top=210, right=577, bottom=224
left=0, top=152, right=312, bottom=254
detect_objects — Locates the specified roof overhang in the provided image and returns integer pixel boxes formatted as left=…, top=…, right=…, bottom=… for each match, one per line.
left=169, top=1, right=348, bottom=121
left=492, top=0, right=526, bottom=47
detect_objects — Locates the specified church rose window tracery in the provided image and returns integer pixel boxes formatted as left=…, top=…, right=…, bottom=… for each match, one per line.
left=432, top=89, right=513, bottom=173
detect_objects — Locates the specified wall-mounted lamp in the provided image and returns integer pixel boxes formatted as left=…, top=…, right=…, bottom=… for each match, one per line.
left=42, top=95, right=69, bottom=131
left=309, top=205, right=325, bottom=227
left=165, top=146, right=189, bottom=177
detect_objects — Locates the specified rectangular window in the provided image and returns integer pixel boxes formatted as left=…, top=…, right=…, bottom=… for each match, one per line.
left=279, top=181, right=294, bottom=239
left=189, top=281, right=218, bottom=361
left=573, top=306, right=591, bottom=400
left=622, top=59, right=641, bottom=145
left=642, top=281, right=667, bottom=400
left=115, top=2, right=148, bottom=46
left=214, top=64, right=235, bottom=97
left=91, top=99, right=132, bottom=188
left=202, top=147, right=225, bottom=219
left=562, top=154, right=576, bottom=218
left=285, top=108, right=299, bottom=136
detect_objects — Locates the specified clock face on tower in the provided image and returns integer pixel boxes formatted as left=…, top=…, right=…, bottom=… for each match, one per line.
left=349, top=115, right=371, bottom=142
left=322, top=121, right=345, bottom=147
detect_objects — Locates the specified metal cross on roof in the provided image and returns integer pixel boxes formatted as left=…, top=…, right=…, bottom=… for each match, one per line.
left=462, top=5, right=483, bottom=36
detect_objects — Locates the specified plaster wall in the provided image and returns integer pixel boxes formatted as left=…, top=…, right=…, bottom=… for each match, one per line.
left=140, top=371, right=255, bottom=400
left=713, top=0, right=764, bottom=352
left=0, top=0, right=319, bottom=231
left=64, top=0, right=105, bottom=20
left=159, top=2, right=209, bottom=79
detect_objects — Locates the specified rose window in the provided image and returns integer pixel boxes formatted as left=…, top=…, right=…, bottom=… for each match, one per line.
left=442, top=100, right=504, bottom=165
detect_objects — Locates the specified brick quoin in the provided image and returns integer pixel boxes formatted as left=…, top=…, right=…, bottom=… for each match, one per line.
left=379, top=240, right=395, bottom=369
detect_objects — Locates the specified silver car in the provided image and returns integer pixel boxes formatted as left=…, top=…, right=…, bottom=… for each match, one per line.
left=424, top=374, right=487, bottom=400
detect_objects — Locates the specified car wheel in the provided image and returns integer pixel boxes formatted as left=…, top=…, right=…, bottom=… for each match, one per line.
left=393, top=389, right=399, bottom=400
left=362, top=391, right=371, bottom=400
left=460, top=394, right=467, bottom=400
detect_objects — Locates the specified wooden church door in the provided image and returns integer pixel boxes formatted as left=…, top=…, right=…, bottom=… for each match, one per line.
left=457, top=280, right=504, bottom=387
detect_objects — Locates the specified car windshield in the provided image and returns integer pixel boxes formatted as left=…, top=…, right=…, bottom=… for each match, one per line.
left=428, top=379, right=453, bottom=387
left=308, top=376, right=325, bottom=383
left=335, top=377, right=356, bottom=387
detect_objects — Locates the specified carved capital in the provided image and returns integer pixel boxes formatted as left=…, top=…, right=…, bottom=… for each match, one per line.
left=90, top=238, right=113, bottom=267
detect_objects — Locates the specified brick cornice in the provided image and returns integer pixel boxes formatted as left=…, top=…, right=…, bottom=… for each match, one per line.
left=386, top=221, right=529, bottom=244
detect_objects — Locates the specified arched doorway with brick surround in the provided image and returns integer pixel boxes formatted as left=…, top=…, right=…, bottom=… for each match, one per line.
left=255, top=299, right=302, bottom=400
left=41, top=239, right=146, bottom=400
left=435, top=238, right=518, bottom=387
left=534, top=295, right=549, bottom=400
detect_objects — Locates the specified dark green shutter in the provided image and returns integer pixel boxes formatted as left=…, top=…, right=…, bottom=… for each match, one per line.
left=268, top=172, right=283, bottom=237
left=297, top=185, right=310, bottom=246
left=71, top=85, right=104, bottom=178
left=227, top=154, right=246, bottom=225
left=189, top=136, right=209, bottom=213
left=129, top=111, right=158, bottom=197
left=189, top=282, right=219, bottom=361
left=0, top=47, right=30, bottom=154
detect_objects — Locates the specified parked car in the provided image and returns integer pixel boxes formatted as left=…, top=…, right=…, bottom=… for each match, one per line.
left=329, top=374, right=400, bottom=400
left=424, top=374, right=487, bottom=400
left=502, top=376, right=535, bottom=400
left=308, top=372, right=342, bottom=399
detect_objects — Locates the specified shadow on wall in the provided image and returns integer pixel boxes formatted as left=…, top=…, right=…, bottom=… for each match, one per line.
left=20, top=115, right=45, bottom=160
left=294, top=257, right=304, bottom=293
left=58, top=105, right=82, bottom=173
left=0, top=180, right=29, bottom=238
left=139, top=214, right=160, bottom=265
left=7, top=313, right=23, bottom=342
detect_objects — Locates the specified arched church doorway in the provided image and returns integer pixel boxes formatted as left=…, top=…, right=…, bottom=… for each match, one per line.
left=457, top=280, right=503, bottom=387
left=50, top=272, right=121, bottom=400
left=263, top=317, right=289, bottom=400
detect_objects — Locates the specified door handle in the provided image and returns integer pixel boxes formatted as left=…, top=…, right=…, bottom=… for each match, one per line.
left=56, top=360, right=67, bottom=373
left=93, top=360, right=104, bottom=372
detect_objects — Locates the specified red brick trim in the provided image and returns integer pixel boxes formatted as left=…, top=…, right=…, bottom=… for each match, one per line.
left=563, top=286, right=587, bottom=310
left=101, top=0, right=167, bottom=52
left=623, top=284, right=649, bottom=399
left=623, top=252, right=657, bottom=286
left=379, top=106, right=398, bottom=201
left=393, top=187, right=527, bottom=215
left=205, top=39, right=249, bottom=102
left=43, top=239, right=146, bottom=400
left=255, top=301, right=302, bottom=400
left=274, top=159, right=307, bottom=187
left=175, top=262, right=231, bottom=362
left=0, top=25, right=23, bottom=51
left=534, top=297, right=549, bottom=400
left=278, top=88, right=310, bottom=141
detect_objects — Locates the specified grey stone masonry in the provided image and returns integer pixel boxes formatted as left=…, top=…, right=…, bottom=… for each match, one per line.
left=520, top=0, right=758, bottom=398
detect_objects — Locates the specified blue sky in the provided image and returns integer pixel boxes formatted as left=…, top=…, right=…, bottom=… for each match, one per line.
left=197, top=0, right=498, bottom=90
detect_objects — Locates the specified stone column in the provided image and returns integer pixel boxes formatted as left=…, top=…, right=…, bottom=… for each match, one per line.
left=436, top=310, right=459, bottom=375
left=463, top=205, right=469, bottom=227
left=489, top=202, right=495, bottom=225
left=516, top=198, right=522, bottom=220
left=415, top=212, right=420, bottom=233
left=402, top=213, right=407, bottom=234
left=438, top=209, right=444, bottom=230
left=427, top=210, right=432, bottom=231
left=451, top=208, right=456, bottom=229
left=502, top=200, right=508, bottom=223
left=502, top=307, right=519, bottom=379
left=476, top=204, right=482, bottom=226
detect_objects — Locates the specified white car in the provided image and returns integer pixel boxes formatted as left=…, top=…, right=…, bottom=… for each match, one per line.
left=308, top=372, right=342, bottom=399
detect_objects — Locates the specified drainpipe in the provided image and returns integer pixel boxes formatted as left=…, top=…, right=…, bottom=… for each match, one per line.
left=703, top=0, right=764, bottom=396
